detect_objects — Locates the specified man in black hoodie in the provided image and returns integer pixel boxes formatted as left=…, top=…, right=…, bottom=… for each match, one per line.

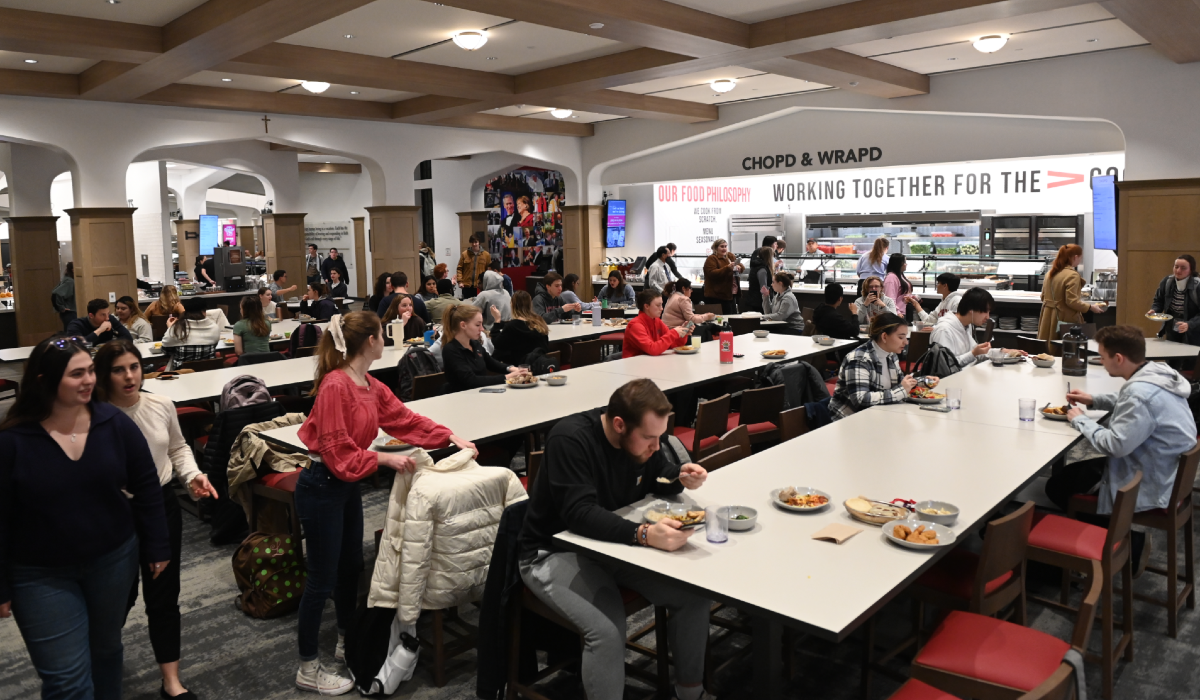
left=813, top=283, right=860, bottom=339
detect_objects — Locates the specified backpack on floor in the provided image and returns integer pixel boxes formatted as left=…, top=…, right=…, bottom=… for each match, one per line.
left=231, top=532, right=306, bottom=619
left=396, top=345, right=441, bottom=402
left=289, top=322, right=323, bottom=356
left=219, top=375, right=272, bottom=411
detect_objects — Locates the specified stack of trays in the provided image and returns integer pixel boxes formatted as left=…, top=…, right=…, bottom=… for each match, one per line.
left=997, top=317, right=1019, bottom=331
left=1020, top=316, right=1039, bottom=332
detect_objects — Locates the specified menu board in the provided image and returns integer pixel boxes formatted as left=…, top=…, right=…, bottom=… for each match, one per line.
left=1092, top=175, right=1116, bottom=251
left=606, top=199, right=626, bottom=247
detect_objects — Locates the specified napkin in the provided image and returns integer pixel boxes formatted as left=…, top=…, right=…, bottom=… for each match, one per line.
left=812, top=523, right=862, bottom=544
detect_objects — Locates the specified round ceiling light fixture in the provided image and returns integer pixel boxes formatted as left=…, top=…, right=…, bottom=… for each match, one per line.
left=589, top=22, right=604, bottom=29
left=350, top=90, right=360, bottom=95
left=710, top=78, right=737, bottom=93
left=221, top=77, right=232, bottom=82
left=972, top=34, right=1008, bottom=53
left=452, top=30, right=488, bottom=51
left=550, top=108, right=573, bottom=119
left=24, top=59, right=38, bottom=64
left=300, top=81, right=331, bottom=94
left=344, top=34, right=355, bottom=39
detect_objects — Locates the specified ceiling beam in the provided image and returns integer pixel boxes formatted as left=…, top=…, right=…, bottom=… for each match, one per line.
left=0, top=67, right=79, bottom=98
left=80, top=0, right=379, bottom=101
left=1101, top=0, right=1200, bottom=64
left=299, top=162, right=363, bottom=174
left=0, top=7, right=161, bottom=63
left=555, top=90, right=717, bottom=122
left=747, top=50, right=929, bottom=99
left=430, top=114, right=594, bottom=137
left=135, top=83, right=394, bottom=121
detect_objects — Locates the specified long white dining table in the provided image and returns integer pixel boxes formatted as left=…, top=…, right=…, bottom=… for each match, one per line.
left=1048, top=335, right=1200, bottom=360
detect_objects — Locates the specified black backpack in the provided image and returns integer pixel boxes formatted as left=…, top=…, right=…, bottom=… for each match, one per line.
left=909, top=343, right=962, bottom=379
left=524, top=348, right=558, bottom=375
left=396, top=345, right=441, bottom=402
left=289, top=322, right=323, bottom=356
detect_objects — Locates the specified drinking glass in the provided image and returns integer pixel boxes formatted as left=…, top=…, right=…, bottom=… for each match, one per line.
left=1018, top=398, right=1036, bottom=421
left=947, top=387, right=962, bottom=410
left=572, top=315, right=582, bottom=326
left=691, top=336, right=702, bottom=349
left=706, top=506, right=728, bottom=544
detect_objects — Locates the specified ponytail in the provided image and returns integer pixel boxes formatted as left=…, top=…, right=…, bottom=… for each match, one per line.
left=311, top=311, right=381, bottom=393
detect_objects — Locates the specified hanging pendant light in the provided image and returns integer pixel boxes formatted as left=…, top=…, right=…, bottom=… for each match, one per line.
left=452, top=30, right=488, bottom=51
left=300, top=81, right=330, bottom=94
left=972, top=34, right=1008, bottom=53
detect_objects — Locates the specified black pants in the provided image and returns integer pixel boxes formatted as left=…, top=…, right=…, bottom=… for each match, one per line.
left=1045, top=457, right=1145, bottom=565
left=461, top=286, right=479, bottom=298
left=127, top=483, right=183, bottom=664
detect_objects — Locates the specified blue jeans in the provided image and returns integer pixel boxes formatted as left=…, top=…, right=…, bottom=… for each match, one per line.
left=295, top=461, right=364, bottom=661
left=9, top=534, right=139, bottom=700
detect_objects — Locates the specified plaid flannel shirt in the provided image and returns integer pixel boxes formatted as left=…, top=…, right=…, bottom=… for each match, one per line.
left=162, top=344, right=217, bottom=370
left=829, top=341, right=907, bottom=420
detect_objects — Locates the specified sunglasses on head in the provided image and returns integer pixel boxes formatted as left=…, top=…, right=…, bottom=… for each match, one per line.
left=50, top=336, right=86, bottom=350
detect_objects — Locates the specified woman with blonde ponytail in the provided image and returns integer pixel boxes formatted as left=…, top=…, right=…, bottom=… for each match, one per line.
left=293, top=311, right=475, bottom=695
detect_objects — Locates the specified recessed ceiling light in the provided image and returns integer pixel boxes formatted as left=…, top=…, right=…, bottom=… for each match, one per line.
left=947, top=57, right=957, bottom=61
left=589, top=23, right=604, bottom=29
left=487, top=56, right=497, bottom=60
left=848, top=81, right=859, bottom=86
left=452, top=30, right=487, bottom=51
left=105, top=0, right=120, bottom=4
left=221, top=78, right=232, bottom=82
left=300, top=81, right=330, bottom=94
left=325, top=161, right=331, bottom=164
left=24, top=59, right=37, bottom=64
left=344, top=34, right=355, bottom=39
left=550, top=108, right=573, bottom=119
left=710, top=78, right=737, bottom=93
left=1087, top=38, right=1098, bottom=43
left=350, top=91, right=360, bottom=95
left=972, top=34, right=1008, bottom=53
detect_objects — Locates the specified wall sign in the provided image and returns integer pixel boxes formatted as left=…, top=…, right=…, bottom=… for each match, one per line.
left=742, top=147, right=883, bottom=171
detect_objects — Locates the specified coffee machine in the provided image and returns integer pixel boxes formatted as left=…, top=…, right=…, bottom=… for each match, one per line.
left=213, top=246, right=247, bottom=292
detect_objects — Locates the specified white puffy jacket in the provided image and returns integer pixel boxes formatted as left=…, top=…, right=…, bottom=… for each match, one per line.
left=367, top=448, right=527, bottom=624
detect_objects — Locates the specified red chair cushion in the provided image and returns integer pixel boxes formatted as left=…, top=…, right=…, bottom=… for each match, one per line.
left=259, top=470, right=301, bottom=492
left=176, top=406, right=212, bottom=416
left=519, top=475, right=529, bottom=491
left=1029, top=512, right=1109, bottom=561
left=600, top=333, right=625, bottom=343
left=1072, top=494, right=1098, bottom=506
left=915, top=611, right=1069, bottom=692
left=726, top=413, right=777, bottom=435
left=196, top=436, right=208, bottom=449
left=889, top=679, right=961, bottom=700
left=673, top=427, right=718, bottom=453
left=916, top=549, right=1013, bottom=601
left=825, top=378, right=838, bottom=396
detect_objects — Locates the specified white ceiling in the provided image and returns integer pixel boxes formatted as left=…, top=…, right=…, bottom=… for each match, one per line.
left=0, top=0, right=208, bottom=26
left=280, top=0, right=508, bottom=58
left=666, top=0, right=856, bottom=24
left=0, top=50, right=94, bottom=73
left=177, top=71, right=422, bottom=102
left=611, top=66, right=764, bottom=95
left=298, top=154, right=360, bottom=164
left=612, top=68, right=826, bottom=103
left=523, top=109, right=623, bottom=124
left=402, top=20, right=631, bottom=75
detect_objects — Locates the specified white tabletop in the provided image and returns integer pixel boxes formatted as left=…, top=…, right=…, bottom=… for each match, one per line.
left=546, top=321, right=627, bottom=343
left=1048, top=336, right=1200, bottom=360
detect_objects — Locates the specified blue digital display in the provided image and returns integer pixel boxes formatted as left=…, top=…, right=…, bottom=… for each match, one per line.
left=1092, top=175, right=1116, bottom=251
left=199, top=215, right=219, bottom=255
left=605, top=199, right=626, bottom=248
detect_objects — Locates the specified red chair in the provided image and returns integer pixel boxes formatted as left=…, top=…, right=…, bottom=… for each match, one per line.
left=726, top=384, right=784, bottom=446
left=175, top=406, right=214, bottom=455
left=672, top=394, right=730, bottom=461
left=248, top=470, right=303, bottom=558
left=1026, top=472, right=1142, bottom=699
left=0, top=378, right=19, bottom=400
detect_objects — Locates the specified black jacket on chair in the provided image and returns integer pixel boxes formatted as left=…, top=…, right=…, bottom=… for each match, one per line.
left=492, top=320, right=549, bottom=366
left=202, top=401, right=287, bottom=545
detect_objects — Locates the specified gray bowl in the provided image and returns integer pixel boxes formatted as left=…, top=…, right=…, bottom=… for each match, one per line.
left=813, top=335, right=835, bottom=346
left=546, top=374, right=568, bottom=386
left=914, top=500, right=959, bottom=526
left=726, top=506, right=758, bottom=531
left=1031, top=357, right=1055, bottom=368
left=753, top=329, right=770, bottom=338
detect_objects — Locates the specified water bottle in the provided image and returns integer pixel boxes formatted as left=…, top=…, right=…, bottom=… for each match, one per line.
left=592, top=302, right=602, bottom=326
left=719, top=330, right=734, bottom=364
left=1061, top=325, right=1087, bottom=377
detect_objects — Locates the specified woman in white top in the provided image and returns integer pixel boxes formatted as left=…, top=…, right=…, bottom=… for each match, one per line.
left=94, top=340, right=217, bottom=700
left=929, top=287, right=994, bottom=370
left=854, top=276, right=897, bottom=327
left=115, top=295, right=153, bottom=343
left=161, top=297, right=224, bottom=369
left=646, top=246, right=671, bottom=293
left=259, top=286, right=282, bottom=320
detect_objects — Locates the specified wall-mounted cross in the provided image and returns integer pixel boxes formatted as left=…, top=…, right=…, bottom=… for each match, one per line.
left=262, top=114, right=271, bottom=134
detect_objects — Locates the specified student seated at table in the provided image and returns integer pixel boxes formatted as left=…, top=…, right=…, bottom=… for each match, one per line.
left=560, top=273, right=595, bottom=312
left=425, top=278, right=461, bottom=322
left=813, top=283, right=860, bottom=339
left=1048, top=325, right=1198, bottom=569
left=493, top=291, right=550, bottom=366
left=145, top=285, right=186, bottom=319
left=66, top=298, right=134, bottom=345
left=519, top=378, right=713, bottom=700
left=663, top=278, right=715, bottom=329
left=367, top=272, right=391, bottom=316
left=259, top=286, right=282, bottom=321
left=624, top=289, right=689, bottom=358
left=115, top=295, right=153, bottom=343
left=300, top=282, right=337, bottom=322
left=327, top=268, right=348, bottom=299
left=532, top=271, right=583, bottom=323
left=418, top=275, right=439, bottom=302
left=232, top=294, right=274, bottom=355
left=472, top=270, right=512, bottom=332
left=911, top=272, right=964, bottom=323
left=829, top=313, right=923, bottom=421
left=597, top=269, right=636, bottom=306
left=488, top=258, right=514, bottom=296
left=929, top=287, right=993, bottom=371
left=161, top=297, right=222, bottom=369
left=440, top=304, right=527, bottom=393
left=380, top=294, right=426, bottom=346
left=854, top=276, right=897, bottom=327
left=762, top=271, right=804, bottom=332
left=269, top=269, right=298, bottom=303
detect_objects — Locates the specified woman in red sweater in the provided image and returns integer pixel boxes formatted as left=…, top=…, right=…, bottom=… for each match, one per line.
left=293, top=311, right=475, bottom=695
left=623, top=289, right=691, bottom=358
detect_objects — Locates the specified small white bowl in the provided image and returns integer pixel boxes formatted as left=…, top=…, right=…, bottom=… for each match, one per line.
left=913, top=500, right=959, bottom=526
left=546, top=375, right=568, bottom=386
left=753, top=329, right=770, bottom=338
left=1031, top=357, right=1055, bottom=368
left=812, top=335, right=835, bottom=346
left=726, top=506, right=758, bottom=531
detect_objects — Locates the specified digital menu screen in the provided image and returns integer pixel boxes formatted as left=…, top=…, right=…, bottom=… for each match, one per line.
left=1092, top=175, right=1116, bottom=251
left=199, top=215, right=219, bottom=255
left=605, top=199, right=626, bottom=248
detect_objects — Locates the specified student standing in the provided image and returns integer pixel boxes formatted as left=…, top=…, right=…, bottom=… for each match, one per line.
left=1038, top=244, right=1104, bottom=340
left=702, top=238, right=743, bottom=315
left=51, top=262, right=76, bottom=330
left=856, top=237, right=890, bottom=279
left=304, top=244, right=322, bottom=287
left=882, top=253, right=914, bottom=319
left=0, top=336, right=170, bottom=699
left=1148, top=254, right=1200, bottom=345
left=294, top=312, right=475, bottom=695
left=472, top=271, right=512, bottom=331
left=319, top=249, right=348, bottom=289
left=746, top=245, right=774, bottom=313
left=646, top=246, right=671, bottom=294
left=456, top=234, right=492, bottom=298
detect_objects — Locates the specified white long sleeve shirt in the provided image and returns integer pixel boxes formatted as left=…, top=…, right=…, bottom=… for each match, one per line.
left=117, top=392, right=202, bottom=488
left=929, top=313, right=981, bottom=368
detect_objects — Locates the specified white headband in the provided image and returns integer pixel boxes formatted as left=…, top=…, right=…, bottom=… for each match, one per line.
left=329, top=314, right=348, bottom=359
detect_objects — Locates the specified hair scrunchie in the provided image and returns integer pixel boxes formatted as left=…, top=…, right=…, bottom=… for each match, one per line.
left=329, top=314, right=348, bottom=359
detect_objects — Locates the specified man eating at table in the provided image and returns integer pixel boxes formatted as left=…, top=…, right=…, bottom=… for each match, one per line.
left=624, top=289, right=690, bottom=358
left=928, top=287, right=993, bottom=372
left=1048, top=324, right=1197, bottom=572
left=518, top=379, right=714, bottom=700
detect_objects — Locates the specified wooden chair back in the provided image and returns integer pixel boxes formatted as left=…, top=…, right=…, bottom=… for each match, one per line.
left=150, top=315, right=170, bottom=341
left=778, top=406, right=809, bottom=442
left=1105, top=471, right=1143, bottom=568
left=527, top=450, right=543, bottom=492
left=545, top=350, right=561, bottom=368
left=717, top=425, right=750, bottom=461
left=728, top=317, right=760, bottom=336
left=693, top=394, right=731, bottom=459
left=666, top=412, right=676, bottom=436
left=1017, top=335, right=1047, bottom=355
left=980, top=317, right=995, bottom=344
left=279, top=304, right=294, bottom=320
left=1168, top=443, right=1200, bottom=516
left=698, top=446, right=742, bottom=473
left=412, top=373, right=445, bottom=401
left=293, top=345, right=317, bottom=358
left=569, top=339, right=604, bottom=368
left=973, top=501, right=1034, bottom=614
left=906, top=330, right=931, bottom=370
left=737, top=384, right=784, bottom=427
left=180, top=357, right=227, bottom=372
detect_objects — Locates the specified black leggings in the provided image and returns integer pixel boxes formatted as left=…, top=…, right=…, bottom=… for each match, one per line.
left=127, top=483, right=184, bottom=664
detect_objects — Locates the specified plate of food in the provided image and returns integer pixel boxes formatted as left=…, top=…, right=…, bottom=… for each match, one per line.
left=602, top=319, right=628, bottom=327
left=885, top=519, right=957, bottom=550
left=906, top=386, right=946, bottom=404
left=844, top=497, right=909, bottom=526
left=761, top=349, right=788, bottom=360
left=506, top=374, right=539, bottom=388
left=674, top=345, right=700, bottom=355
left=372, top=436, right=415, bottom=452
left=1146, top=312, right=1173, bottom=322
left=404, top=337, right=427, bottom=346
left=643, top=504, right=706, bottom=528
left=1088, top=355, right=1103, bottom=365
left=297, top=314, right=317, bottom=323
left=269, top=333, right=283, bottom=340
left=1040, top=404, right=1071, bottom=421
left=990, top=349, right=1025, bottom=364
left=771, top=486, right=831, bottom=513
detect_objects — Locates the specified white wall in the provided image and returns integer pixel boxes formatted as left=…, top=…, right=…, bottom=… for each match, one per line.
left=125, top=161, right=170, bottom=282
left=297, top=171, right=372, bottom=222
left=617, top=184, right=654, bottom=255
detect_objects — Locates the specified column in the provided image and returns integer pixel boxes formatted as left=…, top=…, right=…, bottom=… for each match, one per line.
left=352, top=216, right=368, bottom=294
left=561, top=205, right=604, bottom=290
left=457, top=211, right=489, bottom=251
left=66, top=207, right=138, bottom=311
left=263, top=213, right=307, bottom=291
left=6, top=216, right=64, bottom=345
left=175, top=219, right=199, bottom=282
left=366, top=206, right=421, bottom=283
left=238, top=226, right=254, bottom=251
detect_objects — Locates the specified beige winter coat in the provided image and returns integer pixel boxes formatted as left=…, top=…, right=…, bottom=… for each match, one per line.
left=367, top=448, right=527, bottom=624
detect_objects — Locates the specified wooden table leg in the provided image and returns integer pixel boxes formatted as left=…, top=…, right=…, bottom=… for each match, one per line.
left=753, top=615, right=783, bottom=699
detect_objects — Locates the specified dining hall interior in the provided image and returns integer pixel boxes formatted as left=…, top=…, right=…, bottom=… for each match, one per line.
left=2, top=1, right=1200, bottom=699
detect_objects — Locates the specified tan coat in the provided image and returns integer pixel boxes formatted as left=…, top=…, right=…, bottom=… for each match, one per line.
left=1038, top=268, right=1090, bottom=340
left=703, top=253, right=738, bottom=301
left=456, top=248, right=493, bottom=289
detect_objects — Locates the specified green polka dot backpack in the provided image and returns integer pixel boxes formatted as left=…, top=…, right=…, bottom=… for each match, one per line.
left=231, top=531, right=307, bottom=619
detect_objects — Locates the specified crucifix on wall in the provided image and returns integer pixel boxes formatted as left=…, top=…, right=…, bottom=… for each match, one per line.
left=262, top=114, right=271, bottom=134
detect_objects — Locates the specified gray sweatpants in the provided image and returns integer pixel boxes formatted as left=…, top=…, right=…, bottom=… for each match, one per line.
left=520, top=550, right=711, bottom=700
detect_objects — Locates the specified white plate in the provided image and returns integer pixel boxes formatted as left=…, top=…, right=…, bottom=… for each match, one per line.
left=770, top=487, right=832, bottom=513
left=989, top=356, right=1024, bottom=365
left=1146, top=313, right=1172, bottom=322
left=906, top=395, right=945, bottom=405
left=884, top=518, right=957, bottom=550
left=505, top=379, right=539, bottom=389
left=674, top=346, right=700, bottom=355
left=1040, top=409, right=1070, bottom=421
left=761, top=351, right=789, bottom=360
left=372, top=435, right=416, bottom=452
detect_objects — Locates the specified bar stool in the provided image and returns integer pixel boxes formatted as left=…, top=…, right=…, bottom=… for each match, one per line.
left=1068, top=443, right=1200, bottom=637
left=1026, top=472, right=1142, bottom=700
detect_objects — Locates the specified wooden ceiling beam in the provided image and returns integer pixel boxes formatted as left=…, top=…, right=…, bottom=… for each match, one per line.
left=0, top=67, right=79, bottom=98
left=430, top=114, right=594, bottom=137
left=555, top=90, right=717, bottom=122
left=134, top=83, right=394, bottom=121
left=1101, top=0, right=1200, bottom=64
left=0, top=7, right=161, bottom=63
left=80, top=0, right=379, bottom=101
left=746, top=50, right=929, bottom=99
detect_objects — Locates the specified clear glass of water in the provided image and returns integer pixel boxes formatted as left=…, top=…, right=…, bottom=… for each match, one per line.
left=706, top=506, right=728, bottom=544
left=947, top=387, right=962, bottom=410
left=573, top=315, right=582, bottom=326
left=1018, top=398, right=1036, bottom=421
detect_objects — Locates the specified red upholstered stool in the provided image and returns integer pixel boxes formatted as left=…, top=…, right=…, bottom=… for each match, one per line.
left=1026, top=473, right=1142, bottom=700
left=886, top=679, right=961, bottom=700
left=249, top=469, right=303, bottom=557
left=671, top=394, right=730, bottom=461
left=600, top=332, right=624, bottom=356
left=726, top=384, right=784, bottom=446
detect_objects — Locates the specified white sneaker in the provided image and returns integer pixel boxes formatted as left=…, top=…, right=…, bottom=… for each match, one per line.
left=296, top=659, right=354, bottom=696
left=334, top=635, right=346, bottom=664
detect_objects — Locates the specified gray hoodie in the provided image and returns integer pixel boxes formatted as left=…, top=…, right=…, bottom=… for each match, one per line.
left=472, top=271, right=512, bottom=331
left=1070, top=361, right=1198, bottom=514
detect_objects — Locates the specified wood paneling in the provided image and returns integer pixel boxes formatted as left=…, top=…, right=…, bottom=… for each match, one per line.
left=238, top=225, right=254, bottom=250
left=0, top=67, right=78, bottom=98
left=298, top=162, right=362, bottom=174
left=66, top=208, right=139, bottom=314
left=6, top=216, right=66, bottom=346
left=136, top=84, right=393, bottom=121
left=366, top=206, right=422, bottom=290
left=263, top=213, right=308, bottom=295
left=352, top=216, right=368, bottom=297
left=557, top=90, right=718, bottom=123
left=175, top=220, right=200, bottom=281
left=1102, top=0, right=1200, bottom=64
left=430, top=114, right=595, bottom=137
left=561, top=205, right=604, bottom=293
left=0, top=7, right=162, bottom=63
left=457, top=211, right=490, bottom=252
left=1115, top=179, right=1200, bottom=334
left=755, top=49, right=930, bottom=98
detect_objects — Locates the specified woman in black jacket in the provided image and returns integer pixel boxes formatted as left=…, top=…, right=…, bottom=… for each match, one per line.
left=1148, top=254, right=1200, bottom=345
left=300, top=282, right=338, bottom=322
left=492, top=291, right=550, bottom=366
left=441, top=304, right=526, bottom=393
